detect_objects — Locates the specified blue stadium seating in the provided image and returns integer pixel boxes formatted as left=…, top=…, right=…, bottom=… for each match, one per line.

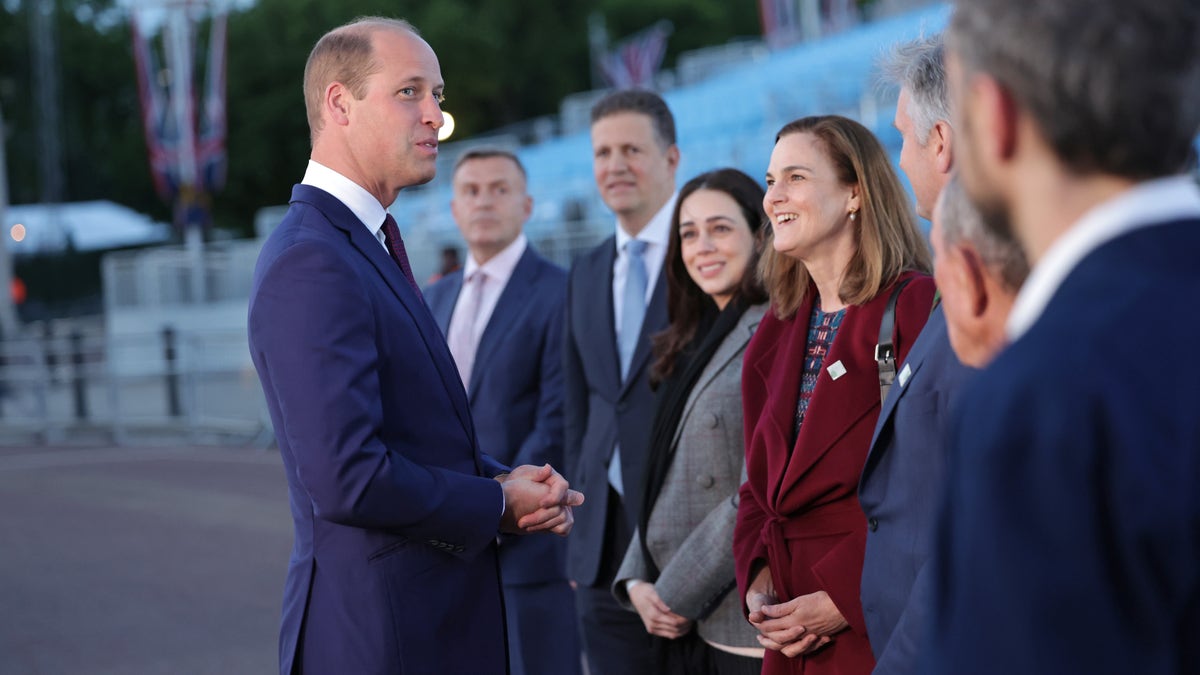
left=397, top=3, right=952, bottom=245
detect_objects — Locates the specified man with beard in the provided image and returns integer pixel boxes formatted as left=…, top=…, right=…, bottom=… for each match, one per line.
left=927, top=0, right=1200, bottom=672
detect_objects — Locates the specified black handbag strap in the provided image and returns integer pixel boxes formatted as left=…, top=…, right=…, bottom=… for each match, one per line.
left=876, top=278, right=913, bottom=405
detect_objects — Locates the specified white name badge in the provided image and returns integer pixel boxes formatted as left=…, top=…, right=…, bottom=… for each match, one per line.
left=898, top=363, right=913, bottom=387
left=827, top=360, right=847, bottom=380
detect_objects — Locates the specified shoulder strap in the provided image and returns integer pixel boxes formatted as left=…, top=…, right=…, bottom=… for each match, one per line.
left=876, top=278, right=913, bottom=405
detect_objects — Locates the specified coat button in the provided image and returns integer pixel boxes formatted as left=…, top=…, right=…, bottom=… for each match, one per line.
left=708, top=414, right=720, bottom=428
left=868, top=517, right=879, bottom=532
left=696, top=474, right=715, bottom=488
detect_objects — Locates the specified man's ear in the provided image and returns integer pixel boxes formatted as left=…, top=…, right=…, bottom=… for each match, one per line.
left=973, top=74, right=1018, bottom=163
left=932, top=120, right=954, bottom=174
left=957, top=244, right=991, bottom=318
left=325, top=82, right=352, bottom=127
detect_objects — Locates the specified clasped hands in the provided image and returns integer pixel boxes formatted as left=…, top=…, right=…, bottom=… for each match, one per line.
left=629, top=582, right=692, bottom=639
left=496, top=464, right=584, bottom=536
left=746, top=566, right=847, bottom=657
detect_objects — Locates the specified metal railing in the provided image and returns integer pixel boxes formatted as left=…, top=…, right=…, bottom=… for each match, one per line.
left=0, top=324, right=267, bottom=446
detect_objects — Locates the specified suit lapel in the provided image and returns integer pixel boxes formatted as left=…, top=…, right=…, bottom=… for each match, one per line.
left=863, top=306, right=944, bottom=475
left=671, top=305, right=765, bottom=448
left=583, top=239, right=622, bottom=397
left=776, top=300, right=880, bottom=498
left=468, top=248, right=541, bottom=398
left=430, top=272, right=463, bottom=336
left=292, top=185, right=478, bottom=448
left=619, top=263, right=669, bottom=399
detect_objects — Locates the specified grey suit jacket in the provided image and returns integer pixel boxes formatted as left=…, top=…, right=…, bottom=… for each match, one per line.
left=612, top=304, right=767, bottom=650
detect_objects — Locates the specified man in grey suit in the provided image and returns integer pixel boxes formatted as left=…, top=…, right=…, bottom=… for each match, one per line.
left=563, top=89, right=680, bottom=675
left=424, top=149, right=582, bottom=675
left=857, top=34, right=978, bottom=674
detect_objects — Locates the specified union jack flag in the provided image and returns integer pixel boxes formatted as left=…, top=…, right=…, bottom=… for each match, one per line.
left=598, top=21, right=672, bottom=89
left=760, top=0, right=802, bottom=48
left=131, top=12, right=227, bottom=212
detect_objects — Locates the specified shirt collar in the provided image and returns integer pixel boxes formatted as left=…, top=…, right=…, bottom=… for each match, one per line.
left=463, top=234, right=528, bottom=286
left=1006, top=174, right=1200, bottom=340
left=615, top=192, right=678, bottom=251
left=301, top=160, right=388, bottom=235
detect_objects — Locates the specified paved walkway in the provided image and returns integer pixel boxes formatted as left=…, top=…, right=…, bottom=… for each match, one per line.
left=0, top=445, right=292, bottom=674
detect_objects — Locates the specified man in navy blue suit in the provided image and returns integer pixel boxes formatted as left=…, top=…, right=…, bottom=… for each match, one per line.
left=927, top=0, right=1200, bottom=672
left=857, top=34, right=978, bottom=675
left=248, top=18, right=581, bottom=675
left=564, top=90, right=679, bottom=675
left=425, top=148, right=582, bottom=675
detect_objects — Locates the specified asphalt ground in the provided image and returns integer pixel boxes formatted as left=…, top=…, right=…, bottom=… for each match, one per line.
left=0, top=445, right=292, bottom=674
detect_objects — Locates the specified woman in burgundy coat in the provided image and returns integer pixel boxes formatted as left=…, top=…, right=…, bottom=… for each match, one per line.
left=734, top=115, right=935, bottom=675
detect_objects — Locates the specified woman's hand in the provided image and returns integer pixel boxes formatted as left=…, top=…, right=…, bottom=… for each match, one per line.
left=751, top=589, right=845, bottom=657
left=629, top=582, right=693, bottom=639
left=745, top=565, right=777, bottom=619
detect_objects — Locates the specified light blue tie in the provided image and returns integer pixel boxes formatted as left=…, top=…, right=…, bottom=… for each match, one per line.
left=618, top=240, right=648, bottom=378
left=610, top=239, right=648, bottom=496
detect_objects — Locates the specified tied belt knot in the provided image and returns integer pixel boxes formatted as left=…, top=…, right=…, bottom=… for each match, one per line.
left=760, top=499, right=866, bottom=602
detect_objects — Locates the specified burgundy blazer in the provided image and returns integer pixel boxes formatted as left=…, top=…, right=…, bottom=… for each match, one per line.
left=734, top=272, right=934, bottom=675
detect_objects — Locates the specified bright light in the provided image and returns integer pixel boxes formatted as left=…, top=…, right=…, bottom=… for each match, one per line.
left=438, top=112, right=456, bottom=142
left=10, top=223, right=25, bottom=242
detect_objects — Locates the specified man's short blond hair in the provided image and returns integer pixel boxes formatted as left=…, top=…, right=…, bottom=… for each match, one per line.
left=302, top=17, right=418, bottom=143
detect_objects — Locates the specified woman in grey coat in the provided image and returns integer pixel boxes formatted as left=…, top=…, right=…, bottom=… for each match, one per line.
left=612, top=168, right=768, bottom=675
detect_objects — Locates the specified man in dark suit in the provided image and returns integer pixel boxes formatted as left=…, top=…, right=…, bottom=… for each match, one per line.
left=927, top=0, right=1200, bottom=672
left=857, top=34, right=977, bottom=675
left=247, top=19, right=581, bottom=675
left=425, top=148, right=582, bottom=675
left=564, top=89, right=679, bottom=675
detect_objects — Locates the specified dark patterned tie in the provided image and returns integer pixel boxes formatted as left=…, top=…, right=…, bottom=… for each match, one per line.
left=380, top=213, right=421, bottom=293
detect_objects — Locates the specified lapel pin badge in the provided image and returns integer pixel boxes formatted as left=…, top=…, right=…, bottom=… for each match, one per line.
left=898, top=363, right=912, bottom=387
left=827, top=360, right=847, bottom=380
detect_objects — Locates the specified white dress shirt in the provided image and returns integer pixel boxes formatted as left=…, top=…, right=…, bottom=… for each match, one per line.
left=612, top=193, right=677, bottom=334
left=301, top=160, right=391, bottom=250
left=1006, top=175, right=1200, bottom=340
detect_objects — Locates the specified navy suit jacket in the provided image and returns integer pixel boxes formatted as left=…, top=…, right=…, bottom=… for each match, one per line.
left=858, top=306, right=975, bottom=674
left=563, top=234, right=668, bottom=586
left=248, top=185, right=509, bottom=675
left=926, top=218, right=1200, bottom=674
left=425, top=245, right=570, bottom=586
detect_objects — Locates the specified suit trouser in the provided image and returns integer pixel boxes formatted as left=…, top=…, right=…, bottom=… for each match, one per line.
left=574, top=488, right=656, bottom=675
left=505, top=579, right=583, bottom=675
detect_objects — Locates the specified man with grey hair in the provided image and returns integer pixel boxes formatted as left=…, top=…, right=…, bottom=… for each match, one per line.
left=857, top=31, right=976, bottom=675
left=929, top=0, right=1200, bottom=671
left=881, top=33, right=953, bottom=219
left=929, top=177, right=1028, bottom=368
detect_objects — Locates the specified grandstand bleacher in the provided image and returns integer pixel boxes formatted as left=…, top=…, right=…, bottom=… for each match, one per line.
left=394, top=3, right=953, bottom=275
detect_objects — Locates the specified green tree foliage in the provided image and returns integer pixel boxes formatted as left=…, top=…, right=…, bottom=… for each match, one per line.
left=2, top=0, right=762, bottom=239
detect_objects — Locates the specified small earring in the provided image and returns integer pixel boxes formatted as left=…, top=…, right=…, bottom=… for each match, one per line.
left=849, top=211, right=857, bottom=221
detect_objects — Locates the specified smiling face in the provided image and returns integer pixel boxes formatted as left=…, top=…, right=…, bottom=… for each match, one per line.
left=677, top=188, right=757, bottom=309
left=591, top=112, right=679, bottom=234
left=344, top=28, right=445, bottom=204
left=763, top=131, right=860, bottom=265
